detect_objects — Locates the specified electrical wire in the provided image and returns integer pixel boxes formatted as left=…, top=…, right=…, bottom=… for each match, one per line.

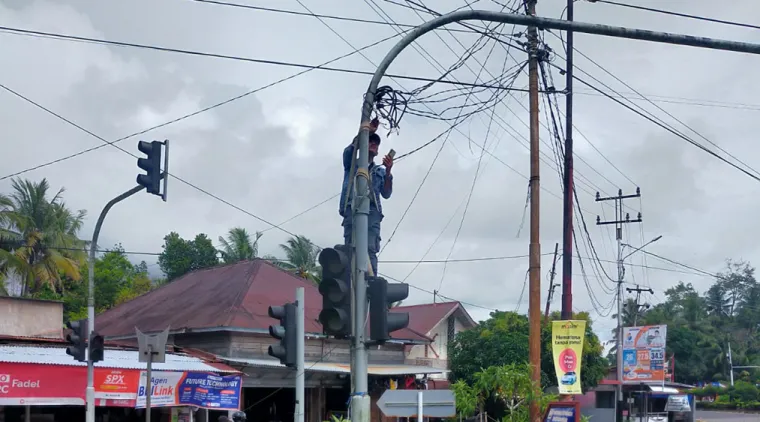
left=0, top=25, right=516, bottom=91
left=566, top=71, right=760, bottom=184
left=392, top=0, right=633, bottom=212
left=593, top=0, right=760, bottom=31
left=546, top=29, right=760, bottom=180
left=187, top=0, right=477, bottom=33
left=0, top=30, right=404, bottom=181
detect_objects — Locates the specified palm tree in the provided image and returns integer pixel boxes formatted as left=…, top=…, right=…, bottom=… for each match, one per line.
left=0, top=178, right=86, bottom=296
left=218, top=227, right=262, bottom=264
left=269, top=235, right=321, bottom=284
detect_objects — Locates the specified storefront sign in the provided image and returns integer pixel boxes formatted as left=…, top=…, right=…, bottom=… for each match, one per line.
left=136, top=371, right=242, bottom=410
left=551, top=320, right=586, bottom=395
left=0, top=363, right=85, bottom=406
left=94, top=368, right=141, bottom=400
left=543, top=401, right=580, bottom=422
left=622, top=325, right=667, bottom=383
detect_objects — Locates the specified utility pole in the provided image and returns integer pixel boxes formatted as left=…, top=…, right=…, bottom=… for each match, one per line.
left=526, top=1, right=542, bottom=420
left=596, top=188, right=642, bottom=422
left=544, top=243, right=560, bottom=326
left=560, top=0, right=575, bottom=323
left=626, top=285, right=653, bottom=326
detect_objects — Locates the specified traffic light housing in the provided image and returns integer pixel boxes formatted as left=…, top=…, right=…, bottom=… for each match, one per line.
left=137, top=140, right=163, bottom=195
left=318, top=245, right=352, bottom=338
left=368, top=276, right=410, bottom=343
left=65, top=319, right=87, bottom=362
left=268, top=303, right=297, bottom=367
left=90, top=332, right=104, bottom=363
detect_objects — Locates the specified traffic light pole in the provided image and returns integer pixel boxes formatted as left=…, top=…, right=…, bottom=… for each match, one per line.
left=354, top=8, right=760, bottom=422
left=86, top=185, right=143, bottom=422
left=295, top=287, right=305, bottom=422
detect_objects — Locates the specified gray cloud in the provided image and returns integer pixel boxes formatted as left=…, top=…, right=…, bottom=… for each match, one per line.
left=2, top=0, right=760, bottom=341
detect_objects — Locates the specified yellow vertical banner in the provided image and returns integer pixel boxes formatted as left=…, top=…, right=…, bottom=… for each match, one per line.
left=552, top=320, right=586, bottom=395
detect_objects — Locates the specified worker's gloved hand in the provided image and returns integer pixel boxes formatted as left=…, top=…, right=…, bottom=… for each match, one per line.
left=370, top=117, right=380, bottom=133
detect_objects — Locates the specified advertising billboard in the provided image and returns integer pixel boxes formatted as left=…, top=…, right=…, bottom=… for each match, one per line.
left=551, top=320, right=586, bottom=395
left=622, top=324, right=667, bottom=383
left=136, top=371, right=242, bottom=410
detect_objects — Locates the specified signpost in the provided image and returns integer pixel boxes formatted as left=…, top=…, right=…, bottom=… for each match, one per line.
left=136, top=327, right=170, bottom=422
left=376, top=390, right=455, bottom=419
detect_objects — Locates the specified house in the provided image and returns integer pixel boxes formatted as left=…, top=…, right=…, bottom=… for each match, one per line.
left=94, top=259, right=476, bottom=421
left=399, top=301, right=477, bottom=381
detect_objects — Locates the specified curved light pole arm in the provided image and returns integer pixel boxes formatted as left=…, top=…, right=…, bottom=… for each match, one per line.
left=86, top=184, right=143, bottom=422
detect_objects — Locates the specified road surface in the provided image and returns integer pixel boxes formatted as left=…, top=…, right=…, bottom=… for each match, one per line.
left=695, top=410, right=759, bottom=421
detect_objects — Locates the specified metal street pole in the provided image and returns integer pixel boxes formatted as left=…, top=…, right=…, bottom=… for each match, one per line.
left=356, top=9, right=760, bottom=422
left=86, top=185, right=143, bottom=422
left=560, top=0, right=575, bottom=322
left=295, top=287, right=305, bottom=422
left=145, top=344, right=153, bottom=422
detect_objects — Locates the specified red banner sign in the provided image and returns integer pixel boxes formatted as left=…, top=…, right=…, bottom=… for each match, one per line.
left=0, top=363, right=141, bottom=406
left=0, top=363, right=85, bottom=406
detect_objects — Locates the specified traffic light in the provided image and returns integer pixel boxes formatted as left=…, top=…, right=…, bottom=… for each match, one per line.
left=90, top=332, right=104, bottom=363
left=268, top=303, right=297, bottom=367
left=136, top=140, right=163, bottom=195
left=318, top=245, right=351, bottom=338
left=368, top=276, right=410, bottom=343
left=65, top=319, right=87, bottom=362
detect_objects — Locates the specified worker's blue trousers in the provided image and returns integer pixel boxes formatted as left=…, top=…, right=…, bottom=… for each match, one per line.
left=342, top=207, right=382, bottom=277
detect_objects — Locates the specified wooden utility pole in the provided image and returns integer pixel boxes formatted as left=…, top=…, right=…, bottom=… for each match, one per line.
left=561, top=0, right=575, bottom=322
left=527, top=0, right=542, bottom=420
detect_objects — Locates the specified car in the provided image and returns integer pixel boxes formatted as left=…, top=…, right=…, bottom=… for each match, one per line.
left=560, top=371, right=577, bottom=385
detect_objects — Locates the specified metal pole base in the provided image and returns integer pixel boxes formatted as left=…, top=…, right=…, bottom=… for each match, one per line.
left=86, top=386, right=95, bottom=422
left=350, top=395, right=371, bottom=422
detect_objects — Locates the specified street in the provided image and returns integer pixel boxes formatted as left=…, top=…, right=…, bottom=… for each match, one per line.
left=695, top=410, right=760, bottom=422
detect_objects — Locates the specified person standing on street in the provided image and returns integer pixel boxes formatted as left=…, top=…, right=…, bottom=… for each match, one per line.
left=339, top=117, right=394, bottom=276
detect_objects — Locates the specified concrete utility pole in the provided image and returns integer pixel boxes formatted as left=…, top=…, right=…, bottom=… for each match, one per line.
left=295, top=287, right=305, bottom=422
left=560, top=0, right=575, bottom=323
left=87, top=185, right=144, bottom=422
left=544, top=243, right=560, bottom=327
left=596, top=188, right=643, bottom=422
left=626, top=285, right=653, bottom=326
left=526, top=1, right=543, bottom=420
left=356, top=8, right=760, bottom=422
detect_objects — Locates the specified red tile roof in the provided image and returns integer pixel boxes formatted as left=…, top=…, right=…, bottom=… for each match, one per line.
left=96, top=260, right=324, bottom=336
left=391, top=301, right=461, bottom=339
left=96, top=260, right=474, bottom=343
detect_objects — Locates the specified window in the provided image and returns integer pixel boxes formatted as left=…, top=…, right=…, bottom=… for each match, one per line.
left=447, top=316, right=456, bottom=344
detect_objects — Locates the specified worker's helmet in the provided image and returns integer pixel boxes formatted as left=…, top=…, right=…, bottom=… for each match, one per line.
left=231, top=411, right=247, bottom=422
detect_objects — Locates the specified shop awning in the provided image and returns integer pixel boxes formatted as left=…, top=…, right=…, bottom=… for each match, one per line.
left=648, top=385, right=680, bottom=394
left=220, top=356, right=448, bottom=375
left=0, top=346, right=242, bottom=408
left=0, top=345, right=238, bottom=373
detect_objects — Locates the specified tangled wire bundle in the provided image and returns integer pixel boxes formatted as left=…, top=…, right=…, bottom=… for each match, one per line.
left=372, top=85, right=409, bottom=135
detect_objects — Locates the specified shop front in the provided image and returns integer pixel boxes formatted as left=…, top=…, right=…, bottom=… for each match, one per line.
left=0, top=345, right=242, bottom=422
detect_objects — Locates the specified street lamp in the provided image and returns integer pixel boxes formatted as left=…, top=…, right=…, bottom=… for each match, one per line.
left=622, top=235, right=662, bottom=260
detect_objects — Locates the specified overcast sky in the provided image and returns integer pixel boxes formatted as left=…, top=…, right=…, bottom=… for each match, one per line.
left=2, top=0, right=759, bottom=343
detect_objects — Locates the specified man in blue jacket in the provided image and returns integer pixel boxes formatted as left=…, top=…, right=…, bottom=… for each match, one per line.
left=339, top=118, right=393, bottom=277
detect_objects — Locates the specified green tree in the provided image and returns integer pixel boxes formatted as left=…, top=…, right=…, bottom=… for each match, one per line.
left=158, top=232, right=219, bottom=281
left=449, top=310, right=607, bottom=392
left=0, top=178, right=86, bottom=296
left=268, top=235, right=321, bottom=283
left=30, top=245, right=154, bottom=322
left=638, top=262, right=760, bottom=385
left=451, top=363, right=553, bottom=421
left=218, top=227, right=262, bottom=264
